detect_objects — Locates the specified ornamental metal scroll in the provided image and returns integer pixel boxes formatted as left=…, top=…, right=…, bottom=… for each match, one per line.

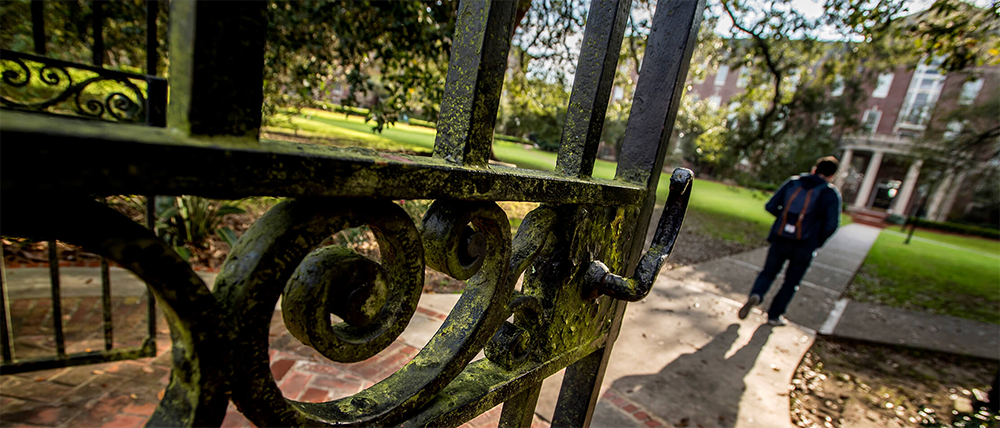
left=0, top=50, right=165, bottom=125
left=1, top=170, right=691, bottom=428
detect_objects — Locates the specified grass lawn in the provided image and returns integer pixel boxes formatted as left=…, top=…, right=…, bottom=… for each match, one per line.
left=849, top=229, right=1000, bottom=324
left=271, top=109, right=829, bottom=245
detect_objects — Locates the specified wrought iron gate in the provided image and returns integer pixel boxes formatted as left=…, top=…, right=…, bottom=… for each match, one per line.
left=0, top=0, right=703, bottom=426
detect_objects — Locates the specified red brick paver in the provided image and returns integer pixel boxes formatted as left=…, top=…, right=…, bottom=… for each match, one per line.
left=1, top=301, right=549, bottom=428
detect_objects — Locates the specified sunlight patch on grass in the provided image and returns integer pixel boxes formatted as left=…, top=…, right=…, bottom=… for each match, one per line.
left=849, top=230, right=1000, bottom=324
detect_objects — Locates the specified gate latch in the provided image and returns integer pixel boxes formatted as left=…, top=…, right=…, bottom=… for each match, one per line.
left=585, top=168, right=693, bottom=302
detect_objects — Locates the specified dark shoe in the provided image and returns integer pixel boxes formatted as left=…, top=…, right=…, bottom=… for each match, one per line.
left=767, top=316, right=787, bottom=326
left=738, top=295, right=760, bottom=320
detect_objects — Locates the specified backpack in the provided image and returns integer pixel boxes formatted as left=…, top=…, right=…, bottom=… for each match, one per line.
left=777, top=179, right=826, bottom=241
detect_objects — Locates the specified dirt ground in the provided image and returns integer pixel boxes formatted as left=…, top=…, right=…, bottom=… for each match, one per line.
left=791, top=337, right=1000, bottom=428
left=665, top=209, right=767, bottom=267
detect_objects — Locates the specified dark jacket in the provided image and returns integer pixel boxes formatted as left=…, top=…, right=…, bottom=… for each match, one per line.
left=765, top=174, right=842, bottom=250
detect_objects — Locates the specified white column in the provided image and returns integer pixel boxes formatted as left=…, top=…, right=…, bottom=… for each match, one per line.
left=853, top=150, right=883, bottom=209
left=925, top=170, right=955, bottom=221
left=835, top=148, right=853, bottom=189
left=890, top=159, right=923, bottom=214
left=936, top=171, right=966, bottom=222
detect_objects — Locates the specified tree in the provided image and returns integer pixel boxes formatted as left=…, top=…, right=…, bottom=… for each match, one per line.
left=708, top=0, right=903, bottom=179
left=893, top=0, right=1000, bottom=72
left=264, top=1, right=458, bottom=131
left=497, top=54, right=571, bottom=151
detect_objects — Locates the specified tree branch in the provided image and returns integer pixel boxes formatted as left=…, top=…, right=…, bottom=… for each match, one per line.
left=721, top=0, right=784, bottom=155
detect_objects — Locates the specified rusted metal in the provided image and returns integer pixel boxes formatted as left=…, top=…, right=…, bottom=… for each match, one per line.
left=145, top=195, right=157, bottom=345
left=586, top=168, right=693, bottom=301
left=92, top=0, right=104, bottom=66
left=434, top=1, right=519, bottom=166
left=167, top=0, right=266, bottom=139
left=30, top=0, right=45, bottom=56
left=616, top=0, right=704, bottom=186
left=498, top=382, right=543, bottom=428
left=47, top=240, right=65, bottom=357
left=0, top=0, right=704, bottom=426
left=100, top=257, right=113, bottom=351
left=3, top=194, right=229, bottom=426
left=0, top=115, right=646, bottom=205
left=0, top=261, right=13, bottom=363
left=0, top=50, right=167, bottom=124
left=146, top=0, right=159, bottom=75
left=555, top=0, right=633, bottom=178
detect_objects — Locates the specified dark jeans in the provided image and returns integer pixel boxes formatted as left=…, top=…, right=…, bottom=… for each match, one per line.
left=749, top=240, right=815, bottom=319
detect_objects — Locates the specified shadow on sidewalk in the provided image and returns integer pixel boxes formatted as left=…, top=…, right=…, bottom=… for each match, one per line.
left=610, top=323, right=773, bottom=427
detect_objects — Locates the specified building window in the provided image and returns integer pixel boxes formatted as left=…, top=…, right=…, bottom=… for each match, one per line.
left=872, top=73, right=894, bottom=98
left=714, top=65, right=729, bottom=87
left=861, top=109, right=881, bottom=134
left=898, top=63, right=946, bottom=128
left=907, top=93, right=932, bottom=124
left=736, top=66, right=751, bottom=88
left=831, top=75, right=844, bottom=97
left=959, top=79, right=984, bottom=105
left=708, top=95, right=722, bottom=108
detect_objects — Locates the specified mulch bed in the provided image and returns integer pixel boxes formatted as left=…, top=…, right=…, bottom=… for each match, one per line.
left=791, top=337, right=1000, bottom=428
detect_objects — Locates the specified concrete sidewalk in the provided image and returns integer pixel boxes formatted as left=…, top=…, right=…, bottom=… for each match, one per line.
left=577, top=224, right=873, bottom=428
left=661, top=224, right=881, bottom=332
left=587, top=281, right=815, bottom=428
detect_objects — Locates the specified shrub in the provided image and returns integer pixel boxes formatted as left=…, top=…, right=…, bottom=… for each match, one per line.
left=910, top=218, right=1000, bottom=240
left=885, top=214, right=906, bottom=225
left=156, top=196, right=246, bottom=258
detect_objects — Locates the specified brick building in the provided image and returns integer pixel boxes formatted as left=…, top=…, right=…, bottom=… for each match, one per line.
left=688, top=57, right=999, bottom=223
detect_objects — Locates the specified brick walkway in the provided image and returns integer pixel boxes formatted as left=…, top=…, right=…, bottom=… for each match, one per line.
left=0, top=294, right=548, bottom=428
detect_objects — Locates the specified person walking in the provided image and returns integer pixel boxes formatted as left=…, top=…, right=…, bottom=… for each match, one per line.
left=738, top=156, right=842, bottom=326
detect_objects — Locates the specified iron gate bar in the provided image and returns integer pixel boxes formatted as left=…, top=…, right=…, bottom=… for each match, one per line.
left=145, top=196, right=157, bottom=343
left=1, top=262, right=13, bottom=363
left=399, top=335, right=609, bottom=427
left=0, top=50, right=169, bottom=124
left=498, top=382, right=544, bottom=428
left=92, top=0, right=104, bottom=67
left=31, top=0, right=44, bottom=56
left=0, top=345, right=159, bottom=374
left=166, top=0, right=266, bottom=140
left=47, top=241, right=66, bottom=357
left=146, top=0, right=159, bottom=76
left=0, top=51, right=165, bottom=90
left=615, top=1, right=704, bottom=186
left=0, top=113, right=647, bottom=205
left=555, top=0, right=633, bottom=179
left=555, top=1, right=706, bottom=426
left=0, top=0, right=705, bottom=425
left=434, top=1, right=519, bottom=167
left=100, top=258, right=113, bottom=350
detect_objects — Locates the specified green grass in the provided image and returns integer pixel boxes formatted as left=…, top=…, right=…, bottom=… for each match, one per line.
left=265, top=114, right=421, bottom=153
left=904, top=228, right=1000, bottom=255
left=301, top=109, right=439, bottom=150
left=849, top=229, right=1000, bottom=324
